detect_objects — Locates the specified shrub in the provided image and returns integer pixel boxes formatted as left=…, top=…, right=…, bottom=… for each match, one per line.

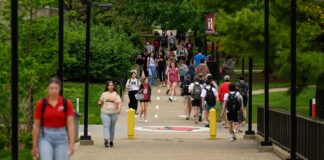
left=19, top=132, right=33, bottom=149
left=65, top=23, right=139, bottom=82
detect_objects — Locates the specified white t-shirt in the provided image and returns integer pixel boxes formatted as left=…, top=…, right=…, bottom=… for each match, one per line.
left=126, top=78, right=140, bottom=91
left=189, top=82, right=203, bottom=100
left=224, top=92, right=243, bottom=112
left=148, top=57, right=155, bottom=67
left=201, top=86, right=218, bottom=98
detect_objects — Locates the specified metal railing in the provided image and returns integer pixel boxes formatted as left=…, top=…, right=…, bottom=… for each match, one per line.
left=257, top=106, right=324, bottom=160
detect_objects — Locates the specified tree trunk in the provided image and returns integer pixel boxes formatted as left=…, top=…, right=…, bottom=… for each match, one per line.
left=316, top=72, right=324, bottom=119
left=26, top=88, right=33, bottom=132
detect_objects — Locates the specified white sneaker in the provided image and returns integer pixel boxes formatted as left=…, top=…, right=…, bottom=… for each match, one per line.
left=172, top=96, right=177, bottom=101
left=144, top=120, right=149, bottom=123
left=169, top=97, right=173, bottom=102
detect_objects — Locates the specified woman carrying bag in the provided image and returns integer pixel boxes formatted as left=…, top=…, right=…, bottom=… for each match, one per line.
left=138, top=77, right=151, bottom=123
left=98, top=81, right=122, bottom=148
left=126, top=72, right=141, bottom=114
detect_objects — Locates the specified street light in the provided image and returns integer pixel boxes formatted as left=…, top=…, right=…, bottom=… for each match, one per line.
left=80, top=0, right=112, bottom=145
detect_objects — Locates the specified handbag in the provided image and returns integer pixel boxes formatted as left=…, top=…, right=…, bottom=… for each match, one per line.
left=135, top=92, right=144, bottom=101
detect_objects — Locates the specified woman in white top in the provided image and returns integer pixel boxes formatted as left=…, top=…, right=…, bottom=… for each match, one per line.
left=98, top=81, right=122, bottom=148
left=126, top=72, right=141, bottom=114
left=147, top=52, right=156, bottom=85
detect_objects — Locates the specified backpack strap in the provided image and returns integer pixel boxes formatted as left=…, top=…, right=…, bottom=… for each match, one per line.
left=41, top=98, right=47, bottom=136
left=63, top=98, right=68, bottom=125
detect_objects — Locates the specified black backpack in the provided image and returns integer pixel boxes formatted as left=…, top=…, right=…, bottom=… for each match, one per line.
left=226, top=92, right=241, bottom=112
left=237, top=82, right=248, bottom=96
left=205, top=87, right=216, bottom=106
left=182, top=80, right=191, bottom=96
left=41, top=98, right=68, bottom=136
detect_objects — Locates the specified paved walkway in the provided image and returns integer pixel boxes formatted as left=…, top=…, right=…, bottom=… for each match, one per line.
left=253, top=88, right=289, bottom=95
left=72, top=86, right=279, bottom=160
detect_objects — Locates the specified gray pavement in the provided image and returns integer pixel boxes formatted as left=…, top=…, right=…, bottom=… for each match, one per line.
left=72, top=86, right=279, bottom=160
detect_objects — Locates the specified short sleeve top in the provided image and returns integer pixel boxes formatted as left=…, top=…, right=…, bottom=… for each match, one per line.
left=34, top=96, right=74, bottom=128
left=99, top=91, right=122, bottom=114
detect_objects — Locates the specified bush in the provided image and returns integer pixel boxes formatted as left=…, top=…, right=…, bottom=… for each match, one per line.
left=19, top=132, right=33, bottom=149
left=0, top=132, right=9, bottom=150
left=65, top=23, right=139, bottom=82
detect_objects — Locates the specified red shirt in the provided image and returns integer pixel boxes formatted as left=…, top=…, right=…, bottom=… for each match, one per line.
left=143, top=83, right=150, bottom=101
left=34, top=96, right=74, bottom=128
left=218, top=82, right=231, bottom=102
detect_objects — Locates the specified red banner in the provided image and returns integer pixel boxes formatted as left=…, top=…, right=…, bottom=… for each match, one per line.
left=205, top=14, right=216, bottom=35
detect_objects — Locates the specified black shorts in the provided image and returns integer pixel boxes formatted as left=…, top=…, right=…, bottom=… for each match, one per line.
left=227, top=111, right=238, bottom=122
left=191, top=99, right=201, bottom=107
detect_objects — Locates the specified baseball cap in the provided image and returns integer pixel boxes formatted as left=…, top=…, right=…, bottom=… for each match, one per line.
left=224, top=75, right=230, bottom=81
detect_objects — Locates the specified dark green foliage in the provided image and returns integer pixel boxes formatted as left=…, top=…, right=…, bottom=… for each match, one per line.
left=65, top=23, right=139, bottom=82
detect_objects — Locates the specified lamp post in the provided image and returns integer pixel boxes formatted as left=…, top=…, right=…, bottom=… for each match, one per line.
left=80, top=0, right=112, bottom=145
left=290, top=0, right=297, bottom=159
left=58, top=0, right=64, bottom=95
left=261, top=0, right=272, bottom=146
left=11, top=0, right=19, bottom=158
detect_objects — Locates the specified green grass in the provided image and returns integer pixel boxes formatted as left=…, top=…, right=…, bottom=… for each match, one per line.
left=252, top=81, right=290, bottom=90
left=0, top=149, right=33, bottom=160
left=63, top=82, right=106, bottom=124
left=251, top=87, right=315, bottom=122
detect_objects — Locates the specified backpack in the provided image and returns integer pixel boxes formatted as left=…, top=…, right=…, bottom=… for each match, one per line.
left=205, top=87, right=216, bottom=106
left=182, top=80, right=191, bottom=96
left=41, top=98, right=68, bottom=136
left=237, top=82, right=248, bottom=96
left=192, top=83, right=202, bottom=100
left=226, top=92, right=241, bottom=112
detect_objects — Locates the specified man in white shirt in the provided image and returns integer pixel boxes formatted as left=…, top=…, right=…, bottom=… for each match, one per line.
left=201, top=79, right=218, bottom=127
left=222, top=83, right=244, bottom=142
left=189, top=76, right=203, bottom=124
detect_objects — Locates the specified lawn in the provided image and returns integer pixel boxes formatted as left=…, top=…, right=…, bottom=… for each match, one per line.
left=0, top=149, right=33, bottom=160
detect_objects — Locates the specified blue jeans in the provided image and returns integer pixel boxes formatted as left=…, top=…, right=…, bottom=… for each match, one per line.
left=101, top=113, right=118, bottom=141
left=148, top=66, right=156, bottom=85
left=39, top=128, right=69, bottom=160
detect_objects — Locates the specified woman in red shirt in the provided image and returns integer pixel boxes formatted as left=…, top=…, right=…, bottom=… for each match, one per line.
left=32, top=78, right=75, bottom=160
left=138, top=77, right=151, bottom=123
left=168, top=62, right=180, bottom=102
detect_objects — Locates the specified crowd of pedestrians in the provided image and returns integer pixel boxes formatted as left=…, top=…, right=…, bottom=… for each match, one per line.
left=132, top=31, right=249, bottom=142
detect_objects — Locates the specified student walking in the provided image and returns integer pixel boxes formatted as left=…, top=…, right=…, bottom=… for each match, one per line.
left=181, top=75, right=192, bottom=120
left=196, top=59, right=209, bottom=78
left=189, top=76, right=203, bottom=124
left=168, top=32, right=176, bottom=49
left=236, top=76, right=249, bottom=132
left=193, top=48, right=206, bottom=68
left=157, top=53, right=167, bottom=87
left=219, top=75, right=231, bottom=127
left=201, top=79, right=218, bottom=127
left=222, top=84, right=244, bottom=142
left=136, top=54, right=145, bottom=78
left=98, top=81, right=122, bottom=147
left=32, top=78, right=75, bottom=160
left=178, top=59, right=188, bottom=84
left=126, top=72, right=141, bottom=114
left=139, top=78, right=152, bottom=123
left=147, top=52, right=157, bottom=85
left=168, top=62, right=180, bottom=102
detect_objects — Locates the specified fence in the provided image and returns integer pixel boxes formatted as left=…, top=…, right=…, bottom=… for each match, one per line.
left=257, top=106, right=324, bottom=160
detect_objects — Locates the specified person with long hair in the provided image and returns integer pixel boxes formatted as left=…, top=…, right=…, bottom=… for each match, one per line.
left=168, top=62, right=180, bottom=102
left=98, top=81, right=122, bottom=147
left=147, top=52, right=157, bottom=85
left=32, top=78, right=75, bottom=160
left=157, top=52, right=166, bottom=87
left=126, top=72, right=141, bottom=114
left=139, top=77, right=151, bottom=123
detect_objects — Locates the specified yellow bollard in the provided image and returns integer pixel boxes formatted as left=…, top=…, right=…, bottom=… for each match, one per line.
left=128, top=109, right=135, bottom=139
left=209, top=108, right=217, bottom=140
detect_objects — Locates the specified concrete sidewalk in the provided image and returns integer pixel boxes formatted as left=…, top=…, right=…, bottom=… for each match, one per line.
left=72, top=86, right=279, bottom=160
